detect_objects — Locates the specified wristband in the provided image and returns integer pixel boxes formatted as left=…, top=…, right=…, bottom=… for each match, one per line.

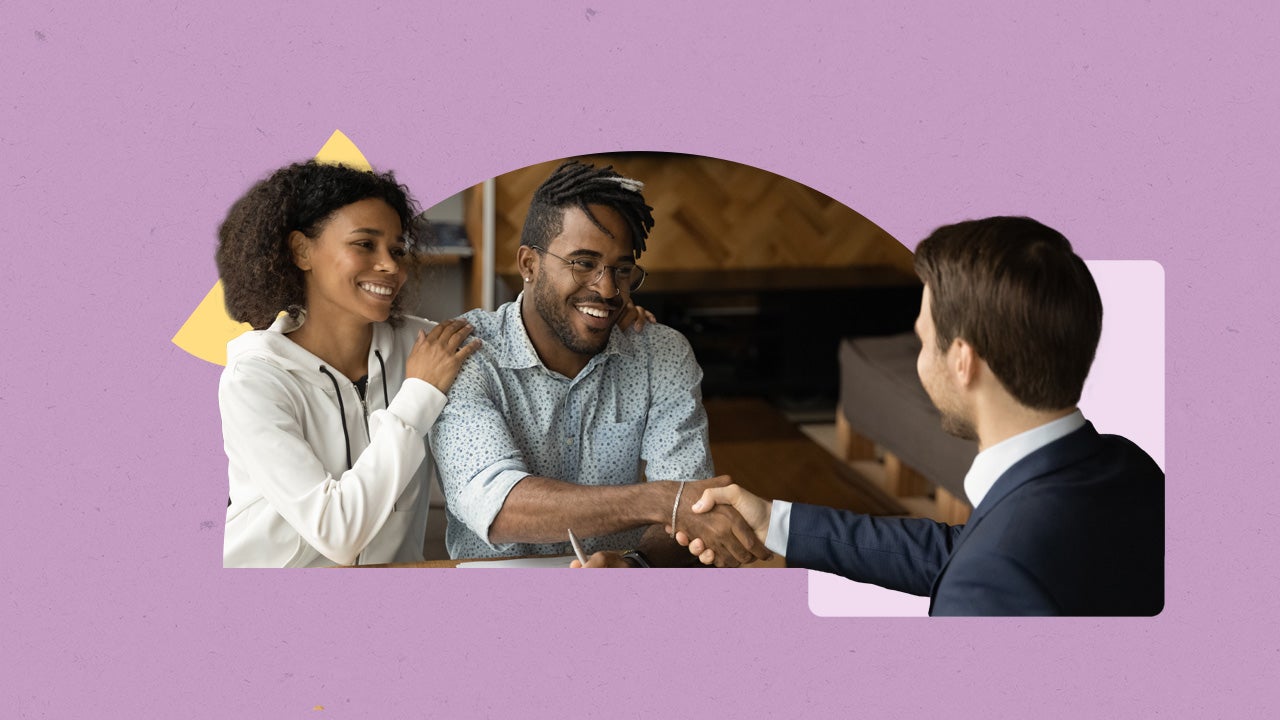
left=670, top=480, right=686, bottom=537
left=621, top=549, right=652, bottom=568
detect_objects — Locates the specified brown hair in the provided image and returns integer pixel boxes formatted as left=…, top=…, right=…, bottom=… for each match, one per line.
left=913, top=216, right=1103, bottom=409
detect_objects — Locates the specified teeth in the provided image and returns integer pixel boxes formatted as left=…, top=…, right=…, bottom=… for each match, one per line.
left=359, top=282, right=394, bottom=297
left=577, top=306, right=609, bottom=319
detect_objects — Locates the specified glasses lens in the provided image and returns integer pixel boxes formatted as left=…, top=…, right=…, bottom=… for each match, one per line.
left=563, top=257, right=646, bottom=292
left=626, top=265, right=646, bottom=291
left=569, top=261, right=603, bottom=287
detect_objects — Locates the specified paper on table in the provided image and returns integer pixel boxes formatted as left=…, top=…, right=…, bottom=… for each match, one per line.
left=455, top=555, right=576, bottom=569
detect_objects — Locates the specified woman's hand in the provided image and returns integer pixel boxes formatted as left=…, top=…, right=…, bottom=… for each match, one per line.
left=405, top=319, right=481, bottom=393
left=617, top=300, right=657, bottom=332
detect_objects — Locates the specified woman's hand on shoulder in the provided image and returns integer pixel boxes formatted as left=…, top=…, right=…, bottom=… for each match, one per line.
left=405, top=319, right=482, bottom=393
left=618, top=301, right=657, bottom=332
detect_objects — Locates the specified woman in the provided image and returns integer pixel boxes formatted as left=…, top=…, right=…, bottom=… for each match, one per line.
left=217, top=160, right=479, bottom=567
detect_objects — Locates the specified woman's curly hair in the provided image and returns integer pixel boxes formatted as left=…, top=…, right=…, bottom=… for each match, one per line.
left=216, top=160, right=426, bottom=329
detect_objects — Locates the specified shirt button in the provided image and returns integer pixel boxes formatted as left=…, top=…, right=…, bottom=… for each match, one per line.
left=566, top=437, right=574, bottom=445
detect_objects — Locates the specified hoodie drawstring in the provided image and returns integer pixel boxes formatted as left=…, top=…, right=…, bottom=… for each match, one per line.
left=374, top=350, right=389, bottom=409
left=318, top=351, right=390, bottom=472
left=318, top=366, right=353, bottom=470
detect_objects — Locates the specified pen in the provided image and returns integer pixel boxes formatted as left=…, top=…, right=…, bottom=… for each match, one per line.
left=567, top=528, right=588, bottom=566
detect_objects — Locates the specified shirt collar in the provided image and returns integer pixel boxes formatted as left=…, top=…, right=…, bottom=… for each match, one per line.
left=963, top=410, right=1086, bottom=508
left=494, top=292, right=634, bottom=372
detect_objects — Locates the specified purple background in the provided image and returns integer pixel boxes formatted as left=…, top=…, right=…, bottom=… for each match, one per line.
left=3, top=1, right=1276, bottom=717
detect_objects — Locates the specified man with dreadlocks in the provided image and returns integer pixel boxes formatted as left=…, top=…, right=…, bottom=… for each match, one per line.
left=430, top=160, right=770, bottom=567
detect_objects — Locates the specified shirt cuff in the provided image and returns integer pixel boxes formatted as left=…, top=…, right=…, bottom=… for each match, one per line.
left=766, top=499, right=792, bottom=556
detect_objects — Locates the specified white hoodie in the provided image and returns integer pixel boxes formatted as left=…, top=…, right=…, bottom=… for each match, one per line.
left=221, top=312, right=446, bottom=567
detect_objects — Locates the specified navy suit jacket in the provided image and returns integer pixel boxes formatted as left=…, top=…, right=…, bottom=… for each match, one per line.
left=787, top=422, right=1164, bottom=615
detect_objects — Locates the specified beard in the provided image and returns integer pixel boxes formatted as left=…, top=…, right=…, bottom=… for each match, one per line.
left=938, top=407, right=978, bottom=442
left=531, top=268, right=621, bottom=356
left=922, top=367, right=978, bottom=441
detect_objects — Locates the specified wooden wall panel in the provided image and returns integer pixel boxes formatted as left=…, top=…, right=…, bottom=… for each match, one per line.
left=462, top=152, right=913, bottom=282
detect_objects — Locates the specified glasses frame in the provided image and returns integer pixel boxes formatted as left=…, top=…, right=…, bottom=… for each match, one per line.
left=530, top=245, right=647, bottom=294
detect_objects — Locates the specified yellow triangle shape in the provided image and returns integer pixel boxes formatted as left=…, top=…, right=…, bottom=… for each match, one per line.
left=172, top=130, right=371, bottom=365
left=313, top=129, right=372, bottom=170
left=171, top=280, right=253, bottom=366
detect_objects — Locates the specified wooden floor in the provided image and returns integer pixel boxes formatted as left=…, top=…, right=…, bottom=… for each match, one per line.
left=705, top=397, right=907, bottom=516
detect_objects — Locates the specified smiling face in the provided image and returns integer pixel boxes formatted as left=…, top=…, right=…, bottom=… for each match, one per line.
left=916, top=284, right=977, bottom=441
left=522, top=204, right=634, bottom=372
left=292, top=197, right=407, bottom=328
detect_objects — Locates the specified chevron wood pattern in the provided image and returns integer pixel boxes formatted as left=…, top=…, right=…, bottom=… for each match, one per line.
left=460, top=153, right=913, bottom=297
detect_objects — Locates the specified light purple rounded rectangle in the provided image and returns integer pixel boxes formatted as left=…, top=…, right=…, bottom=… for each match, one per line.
left=809, top=260, right=1164, bottom=616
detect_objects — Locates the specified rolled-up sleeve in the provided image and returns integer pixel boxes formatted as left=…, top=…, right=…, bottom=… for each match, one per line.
left=429, top=359, right=529, bottom=548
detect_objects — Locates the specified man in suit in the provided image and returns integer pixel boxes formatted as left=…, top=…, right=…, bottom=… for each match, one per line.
left=680, top=216, right=1164, bottom=615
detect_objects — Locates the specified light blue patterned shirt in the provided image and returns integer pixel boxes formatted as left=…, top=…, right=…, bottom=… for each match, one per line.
left=431, top=295, right=714, bottom=559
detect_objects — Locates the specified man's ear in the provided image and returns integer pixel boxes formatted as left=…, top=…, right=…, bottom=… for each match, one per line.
left=289, top=231, right=312, bottom=271
left=949, top=338, right=977, bottom=388
left=516, top=245, right=539, bottom=284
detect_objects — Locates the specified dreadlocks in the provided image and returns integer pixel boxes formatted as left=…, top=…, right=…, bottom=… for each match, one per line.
left=519, top=160, right=655, bottom=258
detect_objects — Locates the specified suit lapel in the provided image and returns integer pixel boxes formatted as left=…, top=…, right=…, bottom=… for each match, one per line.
left=927, top=422, right=1103, bottom=611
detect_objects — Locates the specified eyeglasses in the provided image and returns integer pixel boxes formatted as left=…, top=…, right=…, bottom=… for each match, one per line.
left=530, top=245, right=647, bottom=294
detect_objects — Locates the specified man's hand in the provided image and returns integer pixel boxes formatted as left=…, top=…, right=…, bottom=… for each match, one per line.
left=569, top=551, right=632, bottom=568
left=665, top=476, right=771, bottom=568
left=675, top=483, right=772, bottom=566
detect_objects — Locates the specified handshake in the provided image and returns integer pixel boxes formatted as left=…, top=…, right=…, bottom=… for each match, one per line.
left=570, top=476, right=775, bottom=568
